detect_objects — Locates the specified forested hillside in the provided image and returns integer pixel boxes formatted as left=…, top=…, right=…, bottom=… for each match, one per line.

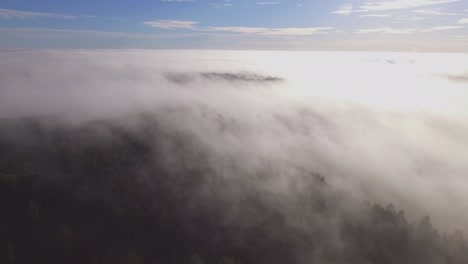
left=1, top=115, right=467, bottom=264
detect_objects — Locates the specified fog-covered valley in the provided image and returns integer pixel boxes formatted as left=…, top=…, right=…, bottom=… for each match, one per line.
left=1, top=50, right=467, bottom=264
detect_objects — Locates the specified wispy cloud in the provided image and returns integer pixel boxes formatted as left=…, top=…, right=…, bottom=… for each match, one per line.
left=356, top=27, right=418, bottom=34
left=205, top=27, right=265, bottom=34
left=333, top=0, right=459, bottom=16
left=257, top=2, right=280, bottom=5
left=449, top=35, right=468, bottom=41
left=212, top=0, right=233, bottom=8
left=0, top=27, right=234, bottom=42
left=359, top=14, right=392, bottom=18
left=332, top=4, right=354, bottom=15
left=0, top=27, right=159, bottom=38
left=459, top=18, right=468, bottom=24
left=0, top=8, right=76, bottom=19
left=206, top=26, right=334, bottom=36
left=413, top=8, right=457, bottom=15
left=143, top=20, right=199, bottom=29
left=359, top=0, right=459, bottom=12
left=356, top=24, right=465, bottom=34
left=423, top=25, right=464, bottom=31
left=143, top=20, right=334, bottom=36
left=407, top=16, right=425, bottom=20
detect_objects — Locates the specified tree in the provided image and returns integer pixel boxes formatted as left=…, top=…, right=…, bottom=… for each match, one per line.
left=7, top=244, right=15, bottom=264
left=27, top=200, right=39, bottom=222
left=218, top=256, right=242, bottom=264
left=189, top=254, right=204, bottom=264
left=123, top=251, right=142, bottom=264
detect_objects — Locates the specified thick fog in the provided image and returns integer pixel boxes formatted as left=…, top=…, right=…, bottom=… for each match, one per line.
left=1, top=49, right=468, bottom=233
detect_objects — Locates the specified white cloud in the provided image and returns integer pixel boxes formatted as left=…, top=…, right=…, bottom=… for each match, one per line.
left=212, top=0, right=233, bottom=8
left=206, top=27, right=267, bottom=34
left=143, top=20, right=334, bottom=36
left=265, top=27, right=334, bottom=35
left=359, top=14, right=392, bottom=18
left=356, top=27, right=418, bottom=34
left=450, top=35, right=468, bottom=41
left=360, top=0, right=459, bottom=12
left=144, top=20, right=199, bottom=30
left=0, top=26, right=244, bottom=46
left=0, top=27, right=159, bottom=38
left=459, top=18, right=468, bottom=24
left=332, top=3, right=354, bottom=15
left=206, top=26, right=334, bottom=36
left=407, top=16, right=425, bottom=20
left=356, top=25, right=465, bottom=34
left=413, top=8, right=457, bottom=15
left=333, top=0, right=458, bottom=15
left=0, top=8, right=76, bottom=19
left=423, top=25, right=464, bottom=32
left=257, top=2, right=280, bottom=5
left=212, top=3, right=233, bottom=8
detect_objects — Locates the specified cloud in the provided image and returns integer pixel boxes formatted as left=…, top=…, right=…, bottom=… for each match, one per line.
left=332, top=4, right=354, bottom=15
left=450, top=35, right=468, bottom=40
left=333, top=0, right=458, bottom=15
left=142, top=21, right=334, bottom=36
left=205, top=27, right=267, bottom=34
left=423, top=25, right=464, bottom=32
left=356, top=27, right=418, bottom=34
left=0, top=27, right=161, bottom=38
left=2, top=49, right=468, bottom=263
left=0, top=8, right=76, bottom=19
left=408, top=16, right=425, bottom=20
left=257, top=2, right=280, bottom=5
left=413, top=8, right=457, bottom=15
left=459, top=18, right=468, bottom=24
left=143, top=20, right=199, bottom=30
left=359, top=14, right=392, bottom=18
left=0, top=27, right=225, bottom=49
left=206, top=26, right=334, bottom=36
left=442, top=72, right=468, bottom=83
left=356, top=25, right=465, bottom=34
left=211, top=3, right=233, bottom=8
left=359, top=0, right=459, bottom=12
left=1, top=50, right=468, bottom=236
left=212, top=0, right=233, bottom=8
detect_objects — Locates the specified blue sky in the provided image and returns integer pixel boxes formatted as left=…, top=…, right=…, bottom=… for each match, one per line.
left=0, top=0, right=467, bottom=51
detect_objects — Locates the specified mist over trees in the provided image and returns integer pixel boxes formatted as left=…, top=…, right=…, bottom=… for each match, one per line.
left=1, top=50, right=468, bottom=263
left=1, top=115, right=467, bottom=264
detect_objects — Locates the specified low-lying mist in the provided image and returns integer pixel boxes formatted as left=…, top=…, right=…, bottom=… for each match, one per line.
left=1, top=50, right=467, bottom=263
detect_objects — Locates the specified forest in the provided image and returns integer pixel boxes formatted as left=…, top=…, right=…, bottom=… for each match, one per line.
left=1, top=114, right=467, bottom=264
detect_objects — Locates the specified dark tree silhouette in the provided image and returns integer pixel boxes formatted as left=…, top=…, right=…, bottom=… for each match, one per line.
left=0, top=116, right=467, bottom=264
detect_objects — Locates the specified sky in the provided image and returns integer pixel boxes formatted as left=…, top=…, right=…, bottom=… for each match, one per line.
left=0, top=0, right=468, bottom=51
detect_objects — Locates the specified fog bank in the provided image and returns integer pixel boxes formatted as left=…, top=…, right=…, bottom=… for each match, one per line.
left=1, top=49, right=468, bottom=232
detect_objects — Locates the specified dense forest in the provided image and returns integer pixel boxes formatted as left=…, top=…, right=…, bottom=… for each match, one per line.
left=0, top=114, right=467, bottom=264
